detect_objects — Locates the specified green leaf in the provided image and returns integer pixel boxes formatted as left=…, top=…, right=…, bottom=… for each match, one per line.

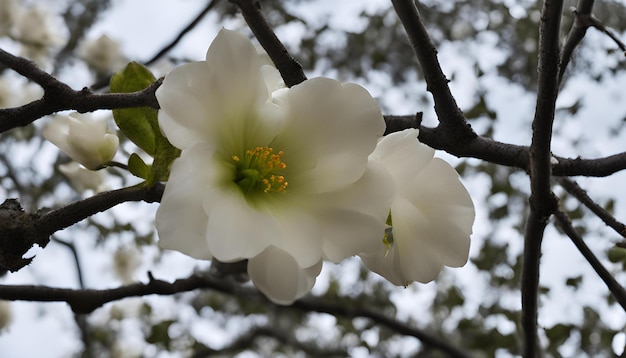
left=128, top=153, right=150, bottom=179
left=608, top=247, right=626, bottom=263
left=147, top=135, right=181, bottom=186
left=545, top=324, right=574, bottom=352
left=146, top=319, right=175, bottom=349
left=565, top=275, right=583, bottom=289
left=110, top=62, right=158, bottom=155
left=110, top=62, right=181, bottom=185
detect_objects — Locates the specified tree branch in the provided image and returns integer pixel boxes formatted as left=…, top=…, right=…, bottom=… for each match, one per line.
left=522, top=0, right=564, bottom=356
left=0, top=185, right=163, bottom=272
left=551, top=151, right=626, bottom=177
left=553, top=209, right=626, bottom=311
left=558, top=177, right=626, bottom=238
left=230, top=0, right=307, bottom=87
left=559, top=0, right=595, bottom=84
left=0, top=271, right=468, bottom=357
left=390, top=0, right=476, bottom=143
left=0, top=273, right=234, bottom=314
left=0, top=48, right=161, bottom=133
left=292, top=298, right=471, bottom=358
left=51, top=237, right=86, bottom=288
left=35, top=184, right=164, bottom=238
left=193, top=325, right=348, bottom=357
left=587, top=13, right=626, bottom=54
left=381, top=116, right=626, bottom=177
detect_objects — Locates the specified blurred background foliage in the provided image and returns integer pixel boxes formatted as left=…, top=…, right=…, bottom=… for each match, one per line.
left=1, top=0, right=626, bottom=356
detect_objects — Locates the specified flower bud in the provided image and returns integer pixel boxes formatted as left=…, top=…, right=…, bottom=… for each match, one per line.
left=44, top=112, right=119, bottom=170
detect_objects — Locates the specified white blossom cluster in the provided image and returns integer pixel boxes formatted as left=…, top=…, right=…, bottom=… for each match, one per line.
left=0, top=0, right=66, bottom=65
left=0, top=0, right=125, bottom=72
left=154, top=30, right=475, bottom=304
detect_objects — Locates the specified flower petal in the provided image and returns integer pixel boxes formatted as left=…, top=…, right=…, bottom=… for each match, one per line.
left=274, top=78, right=385, bottom=194
left=204, top=188, right=277, bottom=262
left=271, top=209, right=323, bottom=268
left=406, top=158, right=475, bottom=238
left=317, top=162, right=395, bottom=262
left=157, top=29, right=269, bottom=149
left=43, top=115, right=70, bottom=150
left=156, top=144, right=216, bottom=260
left=158, top=107, right=208, bottom=149
left=369, top=128, right=434, bottom=192
left=156, top=61, right=217, bottom=149
left=390, top=196, right=447, bottom=282
left=204, top=29, right=268, bottom=121
left=248, top=246, right=321, bottom=304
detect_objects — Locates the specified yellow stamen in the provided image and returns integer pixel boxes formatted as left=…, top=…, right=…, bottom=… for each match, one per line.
left=232, top=145, right=289, bottom=194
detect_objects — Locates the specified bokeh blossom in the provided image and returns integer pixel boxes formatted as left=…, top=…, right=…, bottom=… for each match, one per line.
left=360, top=129, right=475, bottom=285
left=78, top=34, right=127, bottom=75
left=44, top=112, right=119, bottom=170
left=11, top=4, right=66, bottom=64
left=59, top=162, right=109, bottom=193
left=113, top=246, right=141, bottom=284
left=155, top=29, right=392, bottom=304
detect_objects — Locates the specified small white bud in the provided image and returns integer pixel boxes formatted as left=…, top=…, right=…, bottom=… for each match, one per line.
left=44, top=112, right=119, bottom=170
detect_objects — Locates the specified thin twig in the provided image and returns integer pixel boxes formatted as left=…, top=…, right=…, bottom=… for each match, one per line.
left=522, top=0, right=564, bottom=356
left=51, top=237, right=86, bottom=289
left=553, top=209, right=626, bottom=311
left=390, top=0, right=476, bottom=143
left=558, top=177, right=626, bottom=238
left=90, top=0, right=221, bottom=90
left=146, top=0, right=220, bottom=66
left=50, top=236, right=95, bottom=357
left=230, top=0, right=307, bottom=87
left=587, top=14, right=626, bottom=54
left=559, top=0, right=595, bottom=84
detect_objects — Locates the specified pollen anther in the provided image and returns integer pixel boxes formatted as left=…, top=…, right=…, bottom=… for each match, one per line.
left=233, top=145, right=289, bottom=194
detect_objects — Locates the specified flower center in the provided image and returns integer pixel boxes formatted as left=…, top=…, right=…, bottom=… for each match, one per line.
left=232, top=146, right=289, bottom=195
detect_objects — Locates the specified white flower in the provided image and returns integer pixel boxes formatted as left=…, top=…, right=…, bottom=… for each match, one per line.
left=0, top=0, right=18, bottom=36
left=155, top=29, right=392, bottom=304
left=360, top=129, right=475, bottom=285
left=59, top=162, right=109, bottom=193
left=78, top=34, right=127, bottom=74
left=113, top=247, right=141, bottom=284
left=44, top=112, right=119, bottom=170
left=12, top=5, right=65, bottom=48
left=11, top=5, right=66, bottom=65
